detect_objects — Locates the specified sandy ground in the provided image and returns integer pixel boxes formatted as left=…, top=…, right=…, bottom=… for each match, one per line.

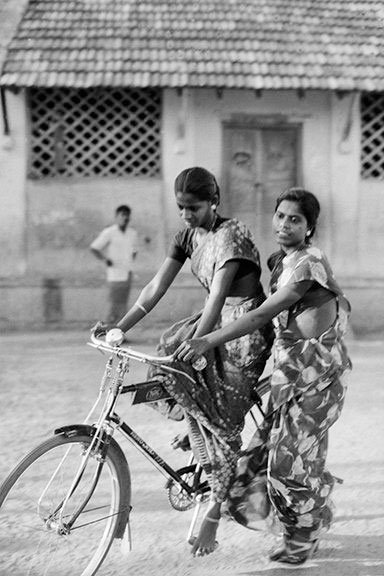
left=0, top=328, right=383, bottom=576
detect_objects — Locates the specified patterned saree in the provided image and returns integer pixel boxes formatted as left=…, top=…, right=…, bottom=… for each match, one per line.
left=149, top=218, right=274, bottom=502
left=227, top=246, right=352, bottom=545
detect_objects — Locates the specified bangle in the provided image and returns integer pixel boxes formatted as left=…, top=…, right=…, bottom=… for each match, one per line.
left=135, top=302, right=148, bottom=315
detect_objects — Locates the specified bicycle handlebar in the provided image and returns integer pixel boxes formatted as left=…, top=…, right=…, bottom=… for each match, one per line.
left=89, top=328, right=207, bottom=373
left=88, top=331, right=175, bottom=365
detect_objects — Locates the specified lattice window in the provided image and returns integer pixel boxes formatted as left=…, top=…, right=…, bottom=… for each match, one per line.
left=28, top=87, right=161, bottom=178
left=361, top=92, right=384, bottom=180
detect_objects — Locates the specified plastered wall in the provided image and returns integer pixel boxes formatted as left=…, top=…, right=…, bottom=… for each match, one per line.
left=0, top=87, right=383, bottom=334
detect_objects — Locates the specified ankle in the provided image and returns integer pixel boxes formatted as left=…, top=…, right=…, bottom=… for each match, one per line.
left=205, top=502, right=221, bottom=521
left=205, top=516, right=220, bottom=524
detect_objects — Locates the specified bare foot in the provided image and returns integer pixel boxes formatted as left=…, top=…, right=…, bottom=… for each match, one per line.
left=189, top=504, right=220, bottom=557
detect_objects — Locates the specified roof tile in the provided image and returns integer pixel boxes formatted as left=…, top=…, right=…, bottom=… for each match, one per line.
left=1, top=0, right=384, bottom=89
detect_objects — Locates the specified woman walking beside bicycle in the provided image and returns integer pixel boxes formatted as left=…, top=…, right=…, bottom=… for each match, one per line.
left=94, top=166, right=274, bottom=557
left=175, top=187, right=352, bottom=565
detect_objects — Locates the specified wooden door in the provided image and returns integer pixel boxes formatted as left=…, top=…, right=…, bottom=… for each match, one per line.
left=222, top=124, right=300, bottom=267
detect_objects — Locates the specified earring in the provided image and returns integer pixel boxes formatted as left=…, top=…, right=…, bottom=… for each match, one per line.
left=212, top=204, right=217, bottom=210
left=306, top=231, right=311, bottom=237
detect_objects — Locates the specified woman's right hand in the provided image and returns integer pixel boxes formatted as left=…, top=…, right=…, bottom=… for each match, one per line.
left=174, top=337, right=210, bottom=365
left=90, top=320, right=110, bottom=337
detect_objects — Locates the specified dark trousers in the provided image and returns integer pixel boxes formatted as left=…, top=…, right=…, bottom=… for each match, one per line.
left=106, top=275, right=132, bottom=325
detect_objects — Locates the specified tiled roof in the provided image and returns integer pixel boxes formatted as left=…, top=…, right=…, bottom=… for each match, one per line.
left=0, top=0, right=29, bottom=67
left=1, top=0, right=384, bottom=90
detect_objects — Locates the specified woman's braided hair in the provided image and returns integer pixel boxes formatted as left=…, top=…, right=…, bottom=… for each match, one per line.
left=174, top=167, right=220, bottom=204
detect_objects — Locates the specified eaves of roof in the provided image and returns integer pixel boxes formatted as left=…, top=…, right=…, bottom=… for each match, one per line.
left=1, top=0, right=384, bottom=91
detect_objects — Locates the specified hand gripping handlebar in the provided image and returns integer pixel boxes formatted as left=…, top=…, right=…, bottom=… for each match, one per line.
left=89, top=328, right=207, bottom=372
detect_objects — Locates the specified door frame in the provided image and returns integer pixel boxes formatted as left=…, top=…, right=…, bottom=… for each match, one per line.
left=221, top=115, right=303, bottom=215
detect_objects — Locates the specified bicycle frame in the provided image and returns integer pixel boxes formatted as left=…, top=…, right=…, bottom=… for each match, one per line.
left=109, top=414, right=204, bottom=494
left=49, top=335, right=209, bottom=539
left=88, top=337, right=208, bottom=495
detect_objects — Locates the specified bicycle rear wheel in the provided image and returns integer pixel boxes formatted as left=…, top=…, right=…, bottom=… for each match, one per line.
left=0, top=432, right=130, bottom=576
left=241, top=374, right=271, bottom=447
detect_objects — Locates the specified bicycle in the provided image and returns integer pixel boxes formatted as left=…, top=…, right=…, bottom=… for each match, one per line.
left=0, top=330, right=270, bottom=576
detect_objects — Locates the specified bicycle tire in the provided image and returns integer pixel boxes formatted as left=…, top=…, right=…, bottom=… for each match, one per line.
left=0, top=432, right=131, bottom=576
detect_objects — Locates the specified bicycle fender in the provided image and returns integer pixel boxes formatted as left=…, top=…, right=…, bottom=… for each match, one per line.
left=54, top=424, right=131, bottom=540
left=54, top=424, right=97, bottom=438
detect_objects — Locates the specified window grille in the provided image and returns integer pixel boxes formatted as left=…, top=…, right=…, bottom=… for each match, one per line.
left=361, top=92, right=384, bottom=180
left=29, top=87, right=161, bottom=178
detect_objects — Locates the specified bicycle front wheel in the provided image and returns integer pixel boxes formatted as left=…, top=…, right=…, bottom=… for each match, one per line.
left=0, top=432, right=130, bottom=576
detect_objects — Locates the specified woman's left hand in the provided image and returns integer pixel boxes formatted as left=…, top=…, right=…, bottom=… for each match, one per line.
left=174, top=338, right=210, bottom=364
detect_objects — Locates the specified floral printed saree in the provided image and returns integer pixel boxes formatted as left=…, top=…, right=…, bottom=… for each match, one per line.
left=149, top=218, right=274, bottom=502
left=227, top=246, right=352, bottom=544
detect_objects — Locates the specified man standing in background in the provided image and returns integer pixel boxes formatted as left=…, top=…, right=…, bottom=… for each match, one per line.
left=90, top=205, right=138, bottom=325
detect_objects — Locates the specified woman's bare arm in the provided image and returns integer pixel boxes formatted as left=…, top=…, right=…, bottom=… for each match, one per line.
left=117, top=257, right=184, bottom=332
left=175, top=281, right=312, bottom=362
left=193, top=260, right=240, bottom=337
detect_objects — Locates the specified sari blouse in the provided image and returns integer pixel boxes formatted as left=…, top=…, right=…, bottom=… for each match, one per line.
left=169, top=216, right=263, bottom=290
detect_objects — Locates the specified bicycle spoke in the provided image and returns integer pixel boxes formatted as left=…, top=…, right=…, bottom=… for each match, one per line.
left=71, top=507, right=128, bottom=531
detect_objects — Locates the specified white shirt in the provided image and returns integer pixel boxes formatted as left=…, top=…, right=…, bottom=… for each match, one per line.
left=91, top=224, right=138, bottom=281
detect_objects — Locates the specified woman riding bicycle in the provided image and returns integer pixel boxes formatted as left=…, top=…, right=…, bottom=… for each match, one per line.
left=94, top=166, right=274, bottom=557
left=175, top=187, right=352, bottom=564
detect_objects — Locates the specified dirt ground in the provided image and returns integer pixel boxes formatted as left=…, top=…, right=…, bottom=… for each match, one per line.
left=0, top=327, right=383, bottom=576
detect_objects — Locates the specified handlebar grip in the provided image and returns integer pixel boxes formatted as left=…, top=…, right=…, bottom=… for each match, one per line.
left=105, top=328, right=125, bottom=347
left=191, top=356, right=207, bottom=371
